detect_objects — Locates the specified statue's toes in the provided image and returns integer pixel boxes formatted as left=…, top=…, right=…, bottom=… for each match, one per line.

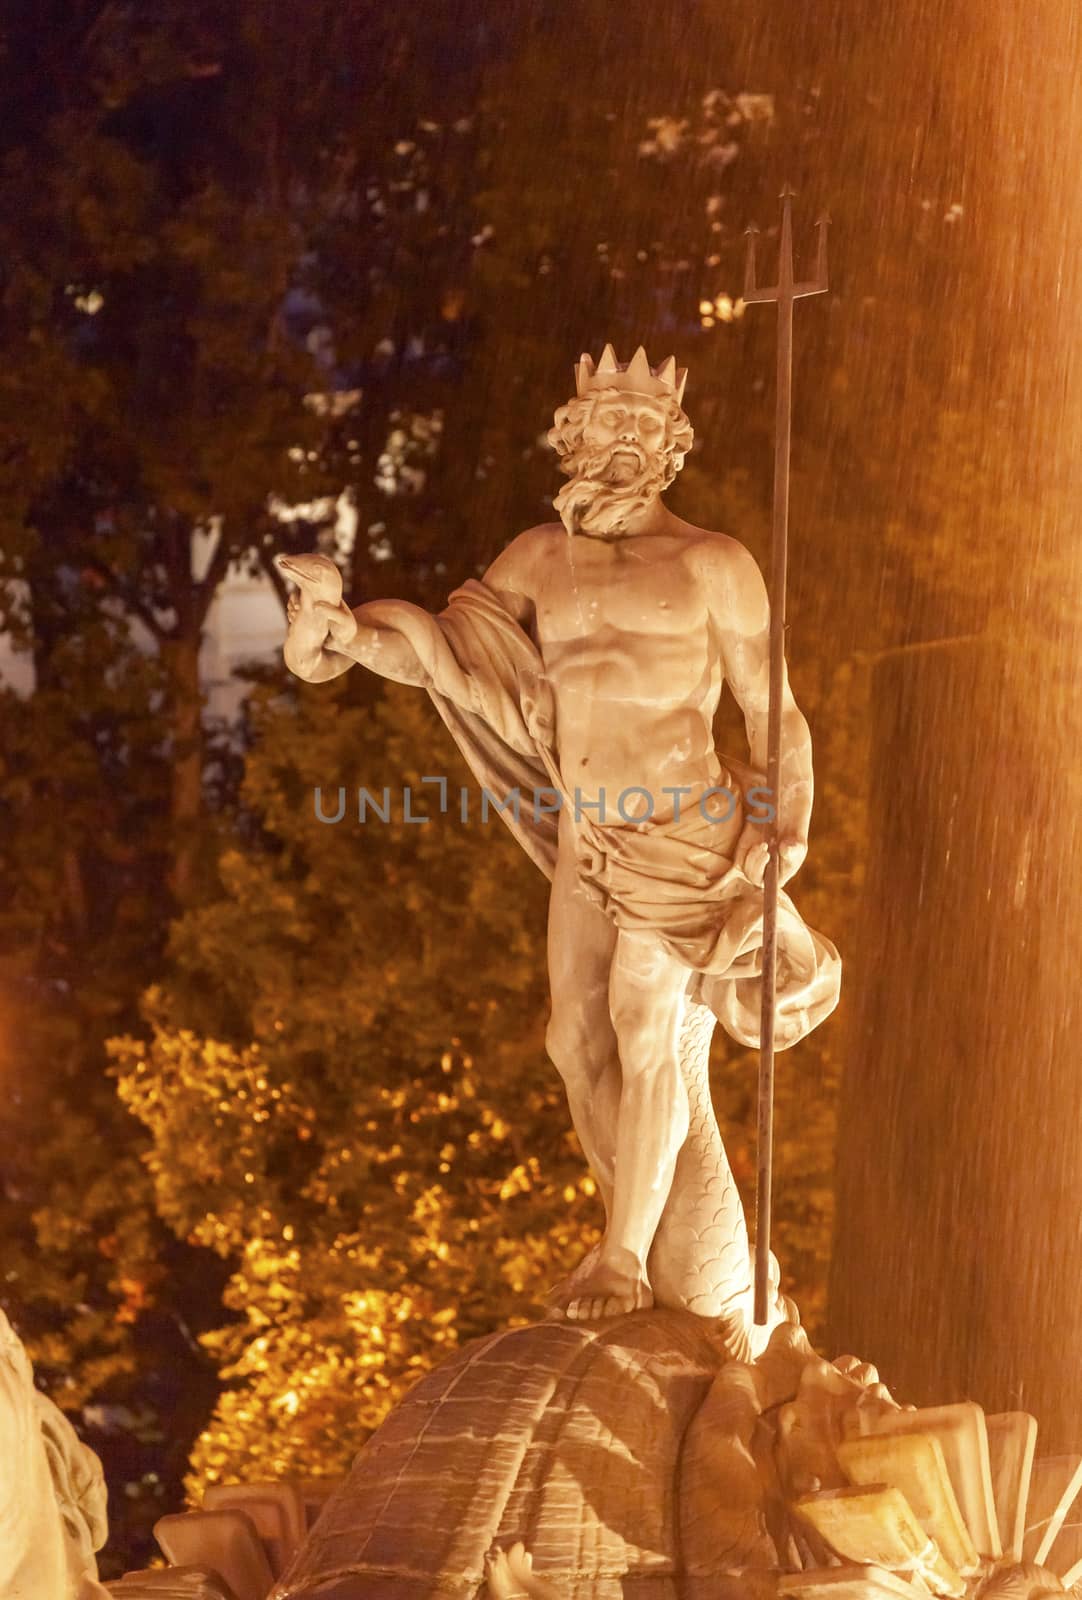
left=575, top=1291, right=648, bottom=1319
left=544, top=1243, right=602, bottom=1310
left=485, top=1550, right=516, bottom=1598
left=833, top=1353, right=881, bottom=1387
left=507, top=1542, right=533, bottom=1578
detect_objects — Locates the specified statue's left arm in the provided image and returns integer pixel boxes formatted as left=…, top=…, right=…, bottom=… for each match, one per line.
left=702, top=539, right=813, bottom=888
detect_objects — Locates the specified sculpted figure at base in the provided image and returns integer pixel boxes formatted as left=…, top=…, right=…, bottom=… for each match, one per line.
left=281, top=344, right=840, bottom=1326
left=0, top=1308, right=110, bottom=1600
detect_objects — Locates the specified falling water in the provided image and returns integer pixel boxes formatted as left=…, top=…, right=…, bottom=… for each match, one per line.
left=793, top=0, right=1082, bottom=1448
left=576, top=0, right=1082, bottom=1450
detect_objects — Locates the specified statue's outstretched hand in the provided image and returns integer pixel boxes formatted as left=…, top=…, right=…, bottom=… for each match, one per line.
left=313, top=598, right=359, bottom=650
left=284, top=596, right=358, bottom=681
left=286, top=592, right=356, bottom=641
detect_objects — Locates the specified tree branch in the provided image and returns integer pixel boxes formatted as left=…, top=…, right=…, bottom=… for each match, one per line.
left=80, top=552, right=171, bottom=641
left=259, top=548, right=290, bottom=614
left=192, top=532, right=234, bottom=633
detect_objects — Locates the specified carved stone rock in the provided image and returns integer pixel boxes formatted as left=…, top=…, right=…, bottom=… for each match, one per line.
left=269, top=1308, right=879, bottom=1600
left=271, top=1310, right=730, bottom=1600
left=263, top=1301, right=1082, bottom=1600
left=106, top=1570, right=235, bottom=1600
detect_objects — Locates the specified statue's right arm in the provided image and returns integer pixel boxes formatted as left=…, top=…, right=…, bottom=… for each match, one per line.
left=284, top=597, right=432, bottom=687
left=285, top=528, right=542, bottom=687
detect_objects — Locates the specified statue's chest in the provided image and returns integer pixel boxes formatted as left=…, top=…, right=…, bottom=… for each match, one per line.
left=535, top=545, right=703, bottom=640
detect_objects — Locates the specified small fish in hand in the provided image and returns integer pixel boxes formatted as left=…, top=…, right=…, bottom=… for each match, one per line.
left=277, top=552, right=357, bottom=677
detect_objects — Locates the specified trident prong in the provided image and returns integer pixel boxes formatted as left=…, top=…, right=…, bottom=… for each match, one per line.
left=742, top=187, right=829, bottom=305
left=794, top=212, right=830, bottom=298
left=740, top=185, right=831, bottom=1327
left=743, top=222, right=761, bottom=302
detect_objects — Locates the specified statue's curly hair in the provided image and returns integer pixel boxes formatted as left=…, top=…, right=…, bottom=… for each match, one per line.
left=547, top=388, right=694, bottom=490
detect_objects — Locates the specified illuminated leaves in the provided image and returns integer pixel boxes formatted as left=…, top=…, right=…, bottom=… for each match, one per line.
left=111, top=677, right=601, bottom=1489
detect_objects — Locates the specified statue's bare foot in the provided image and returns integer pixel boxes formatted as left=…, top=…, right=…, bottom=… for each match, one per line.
left=486, top=1541, right=565, bottom=1600
left=545, top=1242, right=603, bottom=1313
left=549, top=1249, right=653, bottom=1321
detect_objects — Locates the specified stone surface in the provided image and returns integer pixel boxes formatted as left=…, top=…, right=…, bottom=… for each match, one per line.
left=846, top=1403, right=1001, bottom=1561
left=778, top=1569, right=924, bottom=1600
left=836, top=1434, right=978, bottom=1575
left=0, top=1308, right=108, bottom=1600
left=268, top=1309, right=907, bottom=1600
left=154, top=1509, right=275, bottom=1600
left=254, top=1299, right=1082, bottom=1600
left=272, top=1309, right=725, bottom=1600
left=794, top=1485, right=965, bottom=1597
left=295, top=1480, right=345, bottom=1533
left=106, top=1570, right=235, bottom=1599
left=30, top=1302, right=1077, bottom=1600
left=202, top=1484, right=307, bottom=1577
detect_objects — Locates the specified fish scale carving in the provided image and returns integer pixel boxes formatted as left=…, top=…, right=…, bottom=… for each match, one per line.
left=649, top=999, right=752, bottom=1325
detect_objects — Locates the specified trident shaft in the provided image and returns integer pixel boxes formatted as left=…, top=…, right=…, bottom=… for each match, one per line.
left=743, top=187, right=828, bottom=1324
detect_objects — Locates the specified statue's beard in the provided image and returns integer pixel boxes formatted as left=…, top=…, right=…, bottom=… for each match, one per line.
left=553, top=441, right=672, bottom=538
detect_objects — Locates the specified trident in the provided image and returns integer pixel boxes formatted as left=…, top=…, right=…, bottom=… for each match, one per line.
left=743, top=186, right=829, bottom=1324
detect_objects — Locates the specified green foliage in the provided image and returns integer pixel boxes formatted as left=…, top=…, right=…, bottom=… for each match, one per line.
left=0, top=624, right=221, bottom=1571
left=111, top=680, right=606, bottom=1488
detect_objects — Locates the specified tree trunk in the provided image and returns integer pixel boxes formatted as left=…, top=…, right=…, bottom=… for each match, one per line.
left=162, top=631, right=204, bottom=906
left=828, top=637, right=1082, bottom=1449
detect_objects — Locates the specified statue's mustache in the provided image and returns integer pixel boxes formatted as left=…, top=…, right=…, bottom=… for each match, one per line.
left=590, top=441, right=648, bottom=474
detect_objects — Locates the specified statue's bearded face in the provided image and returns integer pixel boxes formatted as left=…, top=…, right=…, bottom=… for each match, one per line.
left=547, top=388, right=694, bottom=537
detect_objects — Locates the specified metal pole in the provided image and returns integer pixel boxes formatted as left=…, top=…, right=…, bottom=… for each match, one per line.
left=743, top=188, right=828, bottom=1323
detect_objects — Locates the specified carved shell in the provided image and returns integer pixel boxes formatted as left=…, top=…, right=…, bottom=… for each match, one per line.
left=269, top=1308, right=1082, bottom=1600
left=272, top=1309, right=726, bottom=1600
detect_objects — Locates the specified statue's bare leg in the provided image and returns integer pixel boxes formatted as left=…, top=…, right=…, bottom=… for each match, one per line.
left=558, top=932, right=692, bottom=1321
left=545, top=836, right=621, bottom=1216
left=544, top=830, right=626, bottom=1308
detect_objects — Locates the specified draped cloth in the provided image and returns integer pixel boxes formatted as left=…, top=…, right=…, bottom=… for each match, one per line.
left=357, top=578, right=840, bottom=1050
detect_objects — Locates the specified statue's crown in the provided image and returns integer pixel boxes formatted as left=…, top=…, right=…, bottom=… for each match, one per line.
left=575, top=343, right=688, bottom=405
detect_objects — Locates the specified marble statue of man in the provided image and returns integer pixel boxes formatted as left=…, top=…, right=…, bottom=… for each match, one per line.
left=281, top=345, right=839, bottom=1324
